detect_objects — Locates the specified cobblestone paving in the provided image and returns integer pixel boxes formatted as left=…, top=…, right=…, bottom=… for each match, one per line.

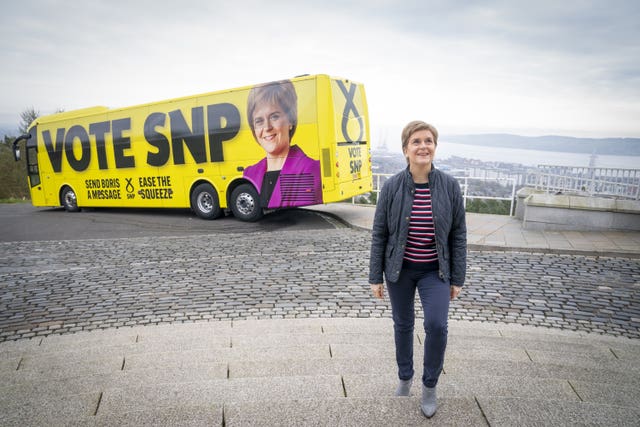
left=1, top=229, right=639, bottom=342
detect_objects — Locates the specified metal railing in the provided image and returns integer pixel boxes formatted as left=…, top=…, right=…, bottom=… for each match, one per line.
left=355, top=166, right=640, bottom=216
left=458, top=175, right=517, bottom=216
left=525, top=165, right=640, bottom=200
left=357, top=173, right=518, bottom=216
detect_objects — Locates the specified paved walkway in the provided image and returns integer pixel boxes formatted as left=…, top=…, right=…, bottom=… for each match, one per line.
left=1, top=205, right=639, bottom=426
left=308, top=203, right=640, bottom=257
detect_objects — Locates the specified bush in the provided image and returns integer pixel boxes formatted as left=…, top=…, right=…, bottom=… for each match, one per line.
left=465, top=199, right=511, bottom=215
left=352, top=191, right=377, bottom=205
left=0, top=136, right=30, bottom=200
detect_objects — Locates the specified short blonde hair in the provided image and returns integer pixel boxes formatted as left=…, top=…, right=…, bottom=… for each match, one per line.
left=401, top=120, right=439, bottom=153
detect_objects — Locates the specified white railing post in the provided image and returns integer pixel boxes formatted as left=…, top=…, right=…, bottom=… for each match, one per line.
left=464, top=176, right=468, bottom=209
left=510, top=178, right=516, bottom=216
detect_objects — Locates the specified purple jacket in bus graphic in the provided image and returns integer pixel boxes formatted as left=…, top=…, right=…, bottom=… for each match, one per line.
left=243, top=145, right=323, bottom=209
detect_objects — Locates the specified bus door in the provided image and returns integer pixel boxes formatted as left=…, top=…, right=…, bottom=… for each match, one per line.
left=26, top=145, right=40, bottom=188
left=27, top=128, right=52, bottom=206
left=13, top=128, right=41, bottom=188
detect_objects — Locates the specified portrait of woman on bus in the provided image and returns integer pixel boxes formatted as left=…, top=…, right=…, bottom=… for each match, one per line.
left=243, top=80, right=322, bottom=208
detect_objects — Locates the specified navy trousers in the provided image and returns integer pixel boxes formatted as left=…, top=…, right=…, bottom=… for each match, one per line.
left=386, top=268, right=450, bottom=388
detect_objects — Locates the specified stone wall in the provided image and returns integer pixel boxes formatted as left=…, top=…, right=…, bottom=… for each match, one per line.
left=516, top=187, right=640, bottom=231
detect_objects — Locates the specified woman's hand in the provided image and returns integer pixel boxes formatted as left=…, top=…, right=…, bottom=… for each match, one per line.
left=370, top=283, right=384, bottom=299
left=450, top=285, right=462, bottom=300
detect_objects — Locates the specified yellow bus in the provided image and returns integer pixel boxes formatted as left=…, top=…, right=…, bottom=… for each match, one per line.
left=12, top=74, right=372, bottom=221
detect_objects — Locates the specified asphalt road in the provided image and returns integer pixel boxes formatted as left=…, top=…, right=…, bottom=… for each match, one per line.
left=0, top=203, right=340, bottom=242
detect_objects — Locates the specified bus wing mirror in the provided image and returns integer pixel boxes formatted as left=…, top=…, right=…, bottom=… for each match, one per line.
left=12, top=134, right=31, bottom=161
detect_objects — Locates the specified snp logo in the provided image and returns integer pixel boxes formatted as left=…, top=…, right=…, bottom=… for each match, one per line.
left=336, top=81, right=364, bottom=143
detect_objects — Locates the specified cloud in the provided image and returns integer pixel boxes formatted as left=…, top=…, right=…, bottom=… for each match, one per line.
left=0, top=0, right=638, bottom=138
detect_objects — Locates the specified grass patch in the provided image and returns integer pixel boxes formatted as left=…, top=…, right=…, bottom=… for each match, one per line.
left=0, top=198, right=30, bottom=204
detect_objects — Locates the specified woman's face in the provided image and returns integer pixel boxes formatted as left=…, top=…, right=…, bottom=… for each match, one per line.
left=252, top=102, right=291, bottom=158
left=404, top=129, right=436, bottom=167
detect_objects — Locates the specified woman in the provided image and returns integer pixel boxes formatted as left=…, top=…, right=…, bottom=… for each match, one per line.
left=368, top=120, right=466, bottom=418
left=243, top=80, right=322, bottom=209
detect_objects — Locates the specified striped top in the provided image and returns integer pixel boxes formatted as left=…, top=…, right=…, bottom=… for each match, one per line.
left=403, top=183, right=439, bottom=271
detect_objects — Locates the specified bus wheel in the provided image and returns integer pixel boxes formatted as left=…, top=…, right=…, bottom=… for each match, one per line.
left=61, top=186, right=80, bottom=212
left=230, top=184, right=263, bottom=222
left=191, top=183, right=222, bottom=219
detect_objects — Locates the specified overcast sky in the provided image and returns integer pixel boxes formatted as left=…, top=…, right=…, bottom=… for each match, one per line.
left=1, top=0, right=639, bottom=145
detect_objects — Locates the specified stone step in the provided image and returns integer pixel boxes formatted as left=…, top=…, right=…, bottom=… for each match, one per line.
left=9, top=318, right=639, bottom=365
left=230, top=331, right=396, bottom=347
left=122, top=343, right=332, bottom=370
left=447, top=332, right=624, bottom=355
left=0, top=337, right=41, bottom=359
left=1, top=391, right=100, bottom=427
left=0, top=365, right=227, bottom=398
left=228, top=357, right=396, bottom=378
left=0, top=356, right=20, bottom=372
left=37, top=329, right=138, bottom=351
left=477, top=396, right=640, bottom=427
left=344, top=373, right=579, bottom=402
left=2, top=396, right=485, bottom=427
left=16, top=354, right=124, bottom=378
left=2, top=406, right=221, bottom=427
left=91, top=406, right=221, bottom=427
left=4, top=392, right=640, bottom=427
left=4, top=364, right=638, bottom=425
left=2, top=319, right=639, bottom=426
left=96, top=375, right=345, bottom=414
left=223, top=396, right=486, bottom=426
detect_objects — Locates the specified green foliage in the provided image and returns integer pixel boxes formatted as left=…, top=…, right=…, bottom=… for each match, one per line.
left=0, top=135, right=30, bottom=199
left=0, top=108, right=40, bottom=200
left=19, top=108, right=39, bottom=134
left=0, top=198, right=29, bottom=204
left=465, top=198, right=511, bottom=215
left=367, top=191, right=378, bottom=205
left=353, top=191, right=377, bottom=205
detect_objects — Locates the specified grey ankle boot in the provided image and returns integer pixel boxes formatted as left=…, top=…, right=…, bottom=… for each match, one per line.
left=395, top=378, right=413, bottom=396
left=421, top=384, right=437, bottom=418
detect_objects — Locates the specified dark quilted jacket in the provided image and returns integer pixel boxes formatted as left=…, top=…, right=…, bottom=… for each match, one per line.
left=369, top=166, right=467, bottom=286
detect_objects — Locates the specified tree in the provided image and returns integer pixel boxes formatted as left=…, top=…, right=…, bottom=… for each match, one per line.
left=0, top=108, right=42, bottom=200
left=0, top=135, right=29, bottom=199
left=19, top=107, right=39, bottom=134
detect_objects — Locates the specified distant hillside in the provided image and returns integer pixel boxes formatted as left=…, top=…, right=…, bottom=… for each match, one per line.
left=443, top=134, right=640, bottom=156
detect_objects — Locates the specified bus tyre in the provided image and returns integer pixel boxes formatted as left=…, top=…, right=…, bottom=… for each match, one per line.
left=61, top=186, right=80, bottom=212
left=230, top=184, right=263, bottom=222
left=191, top=183, right=222, bottom=220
